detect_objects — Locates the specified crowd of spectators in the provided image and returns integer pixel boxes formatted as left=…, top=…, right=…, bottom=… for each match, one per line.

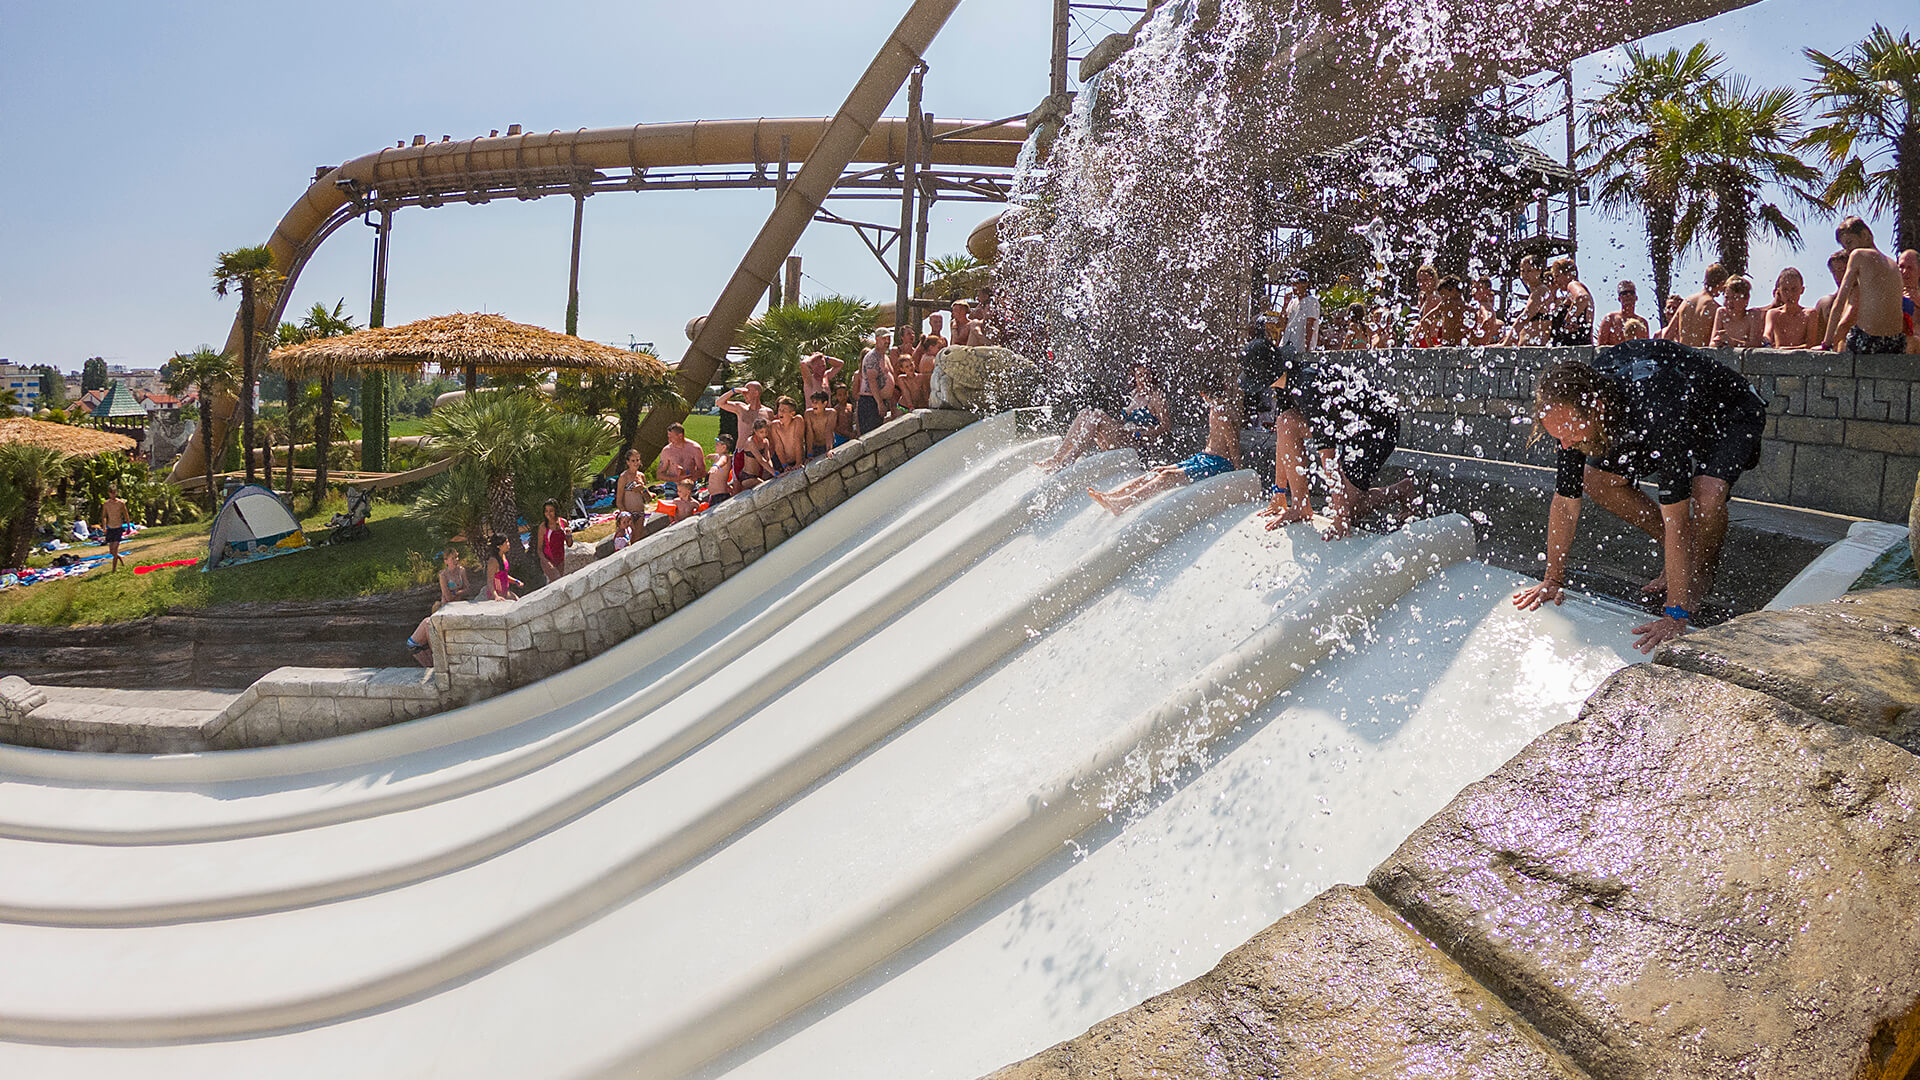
left=1288, top=216, right=1918, bottom=358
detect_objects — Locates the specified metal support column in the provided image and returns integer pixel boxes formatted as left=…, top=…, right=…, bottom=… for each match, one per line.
left=770, top=137, right=792, bottom=309
left=1051, top=0, right=1071, bottom=98
left=1563, top=66, right=1577, bottom=258
left=566, top=192, right=586, bottom=336
left=363, top=209, right=393, bottom=471
left=895, top=64, right=927, bottom=340
left=912, top=110, right=935, bottom=302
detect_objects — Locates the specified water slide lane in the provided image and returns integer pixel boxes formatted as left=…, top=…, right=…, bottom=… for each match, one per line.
left=0, top=416, right=1034, bottom=840
left=0, top=455, right=1234, bottom=1039
left=717, top=565, right=1638, bottom=1080
left=0, top=499, right=1485, bottom=1079
left=0, top=439, right=1115, bottom=925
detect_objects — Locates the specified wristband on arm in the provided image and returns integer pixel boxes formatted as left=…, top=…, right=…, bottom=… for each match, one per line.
left=1664, top=604, right=1691, bottom=622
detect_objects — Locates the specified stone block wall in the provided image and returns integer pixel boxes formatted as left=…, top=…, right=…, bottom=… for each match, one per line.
left=987, top=584, right=1920, bottom=1080
left=1347, top=346, right=1920, bottom=522
left=429, top=409, right=974, bottom=704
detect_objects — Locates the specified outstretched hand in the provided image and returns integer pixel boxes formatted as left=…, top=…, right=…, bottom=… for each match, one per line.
left=1630, top=615, right=1687, bottom=654
left=1511, top=580, right=1564, bottom=611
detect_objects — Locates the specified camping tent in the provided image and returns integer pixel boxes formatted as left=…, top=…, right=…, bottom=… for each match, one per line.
left=204, top=485, right=307, bottom=571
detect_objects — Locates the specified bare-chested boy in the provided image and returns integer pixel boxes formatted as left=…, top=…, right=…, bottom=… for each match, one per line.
left=803, top=391, right=836, bottom=461
left=1469, top=277, right=1506, bottom=345
left=1822, top=217, right=1909, bottom=354
left=1808, top=250, right=1850, bottom=349
left=1709, top=276, right=1764, bottom=347
left=768, top=396, right=807, bottom=473
left=1089, top=385, right=1242, bottom=515
left=717, top=381, right=774, bottom=431
left=832, top=383, right=856, bottom=445
left=1661, top=263, right=1729, bottom=346
left=799, top=352, right=844, bottom=403
left=102, top=483, right=129, bottom=571
left=707, top=434, right=736, bottom=503
left=1762, top=268, right=1814, bottom=349
left=736, top=419, right=777, bottom=490
left=917, top=312, right=949, bottom=371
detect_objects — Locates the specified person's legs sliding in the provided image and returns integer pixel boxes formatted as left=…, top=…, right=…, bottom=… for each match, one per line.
left=1090, top=465, right=1186, bottom=514
left=1037, top=408, right=1122, bottom=470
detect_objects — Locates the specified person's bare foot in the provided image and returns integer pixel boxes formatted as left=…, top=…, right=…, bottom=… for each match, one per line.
left=1033, top=456, right=1062, bottom=471
left=1088, top=487, right=1122, bottom=515
left=1263, top=504, right=1312, bottom=531
left=1641, top=571, right=1667, bottom=596
left=1321, top=514, right=1355, bottom=541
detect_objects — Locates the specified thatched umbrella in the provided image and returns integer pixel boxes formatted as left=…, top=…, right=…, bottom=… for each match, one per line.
left=0, top=418, right=137, bottom=457
left=270, top=311, right=667, bottom=394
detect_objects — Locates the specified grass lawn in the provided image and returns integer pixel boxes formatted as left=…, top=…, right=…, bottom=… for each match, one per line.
left=0, top=500, right=442, bottom=627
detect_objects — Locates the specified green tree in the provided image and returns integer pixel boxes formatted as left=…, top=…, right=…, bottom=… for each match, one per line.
left=211, top=245, right=283, bottom=485
left=69, top=451, right=137, bottom=524
left=0, top=388, right=19, bottom=415
left=1661, top=78, right=1828, bottom=275
left=1800, top=26, right=1920, bottom=251
left=31, top=365, right=66, bottom=410
left=0, top=445, right=70, bottom=570
left=1581, top=43, right=1725, bottom=307
left=167, top=346, right=239, bottom=511
left=81, top=357, right=107, bottom=392
left=295, top=299, right=359, bottom=509
left=735, top=295, right=878, bottom=401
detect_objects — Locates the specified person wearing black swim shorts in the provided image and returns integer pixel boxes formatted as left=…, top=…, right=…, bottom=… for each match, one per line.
left=102, top=483, right=129, bottom=572
left=1257, top=349, right=1416, bottom=540
left=1512, top=339, right=1766, bottom=654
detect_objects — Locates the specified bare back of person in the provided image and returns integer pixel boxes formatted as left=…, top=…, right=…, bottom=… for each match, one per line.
left=1842, top=247, right=1906, bottom=337
left=1672, top=290, right=1721, bottom=346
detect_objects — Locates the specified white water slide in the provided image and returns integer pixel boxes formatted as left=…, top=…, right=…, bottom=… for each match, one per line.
left=0, top=415, right=1638, bottom=1079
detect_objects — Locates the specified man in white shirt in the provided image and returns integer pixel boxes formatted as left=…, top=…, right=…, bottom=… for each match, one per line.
left=1276, top=273, right=1321, bottom=357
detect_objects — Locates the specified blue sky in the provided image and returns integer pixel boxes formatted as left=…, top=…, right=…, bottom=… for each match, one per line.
left=0, top=0, right=1906, bottom=372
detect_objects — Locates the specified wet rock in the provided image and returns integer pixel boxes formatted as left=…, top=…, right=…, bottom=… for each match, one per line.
left=1370, top=664, right=1920, bottom=1080
left=1654, top=588, right=1920, bottom=753
left=982, top=885, right=1587, bottom=1080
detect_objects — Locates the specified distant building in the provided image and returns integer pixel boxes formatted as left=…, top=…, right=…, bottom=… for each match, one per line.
left=106, top=365, right=166, bottom=396
left=0, top=363, right=41, bottom=411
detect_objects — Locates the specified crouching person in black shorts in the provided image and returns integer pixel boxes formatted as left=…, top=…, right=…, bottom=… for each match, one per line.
left=1511, top=339, right=1765, bottom=654
left=1258, top=354, right=1416, bottom=540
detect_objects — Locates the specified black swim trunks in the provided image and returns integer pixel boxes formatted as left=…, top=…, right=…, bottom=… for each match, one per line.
left=1697, top=417, right=1765, bottom=487
left=856, top=394, right=885, bottom=436
left=1847, top=327, right=1908, bottom=355
left=104, top=525, right=125, bottom=545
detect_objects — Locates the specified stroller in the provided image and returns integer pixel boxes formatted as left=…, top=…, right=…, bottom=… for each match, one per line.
left=322, top=486, right=374, bottom=545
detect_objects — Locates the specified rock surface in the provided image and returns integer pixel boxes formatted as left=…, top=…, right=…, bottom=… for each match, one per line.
left=0, top=586, right=435, bottom=688
left=1655, top=586, right=1920, bottom=753
left=983, top=885, right=1588, bottom=1080
left=1370, top=664, right=1920, bottom=1080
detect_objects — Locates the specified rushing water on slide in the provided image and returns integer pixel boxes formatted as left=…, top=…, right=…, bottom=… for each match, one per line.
left=0, top=418, right=1638, bottom=1079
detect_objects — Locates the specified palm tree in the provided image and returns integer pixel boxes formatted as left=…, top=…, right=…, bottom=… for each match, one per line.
left=1581, top=43, right=1724, bottom=306
left=0, top=388, right=20, bottom=415
left=296, top=299, right=359, bottom=509
left=735, top=295, right=878, bottom=401
left=167, top=346, right=239, bottom=511
left=1800, top=26, right=1920, bottom=251
left=211, top=245, right=283, bottom=485
left=0, top=445, right=70, bottom=570
left=417, top=391, right=552, bottom=584
left=1661, top=78, right=1827, bottom=276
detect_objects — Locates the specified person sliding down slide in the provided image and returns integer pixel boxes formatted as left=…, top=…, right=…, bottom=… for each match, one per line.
left=1257, top=349, right=1416, bottom=539
left=1034, top=364, right=1170, bottom=472
left=1511, top=339, right=1766, bottom=654
left=1089, top=385, right=1241, bottom=515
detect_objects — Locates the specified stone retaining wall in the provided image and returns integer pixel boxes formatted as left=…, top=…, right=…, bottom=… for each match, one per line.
left=427, top=407, right=974, bottom=703
left=1357, top=345, right=1920, bottom=523
left=985, top=584, right=1920, bottom=1080
left=0, top=410, right=976, bottom=753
